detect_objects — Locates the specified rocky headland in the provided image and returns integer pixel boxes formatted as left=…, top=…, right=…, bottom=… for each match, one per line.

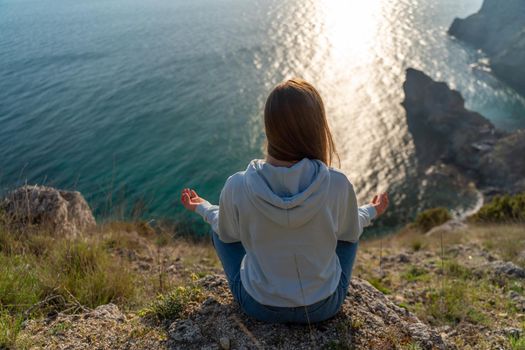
left=402, top=68, right=525, bottom=196
left=448, top=0, right=525, bottom=95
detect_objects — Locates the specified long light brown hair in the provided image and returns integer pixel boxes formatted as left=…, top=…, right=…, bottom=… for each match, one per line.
left=264, top=78, right=340, bottom=166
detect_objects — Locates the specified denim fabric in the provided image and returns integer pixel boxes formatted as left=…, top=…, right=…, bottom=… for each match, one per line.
left=211, top=231, right=359, bottom=324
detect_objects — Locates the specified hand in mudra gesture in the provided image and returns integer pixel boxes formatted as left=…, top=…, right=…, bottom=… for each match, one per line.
left=181, top=188, right=206, bottom=212
left=371, top=192, right=389, bottom=217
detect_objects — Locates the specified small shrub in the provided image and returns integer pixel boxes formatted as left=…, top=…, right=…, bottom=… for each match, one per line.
left=403, top=343, right=422, bottom=350
left=470, top=193, right=525, bottom=223
left=414, top=208, right=451, bottom=232
left=411, top=240, right=423, bottom=252
left=139, top=284, right=204, bottom=322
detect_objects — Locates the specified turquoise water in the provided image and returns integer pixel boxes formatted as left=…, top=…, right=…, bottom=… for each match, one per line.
left=1, top=0, right=525, bottom=233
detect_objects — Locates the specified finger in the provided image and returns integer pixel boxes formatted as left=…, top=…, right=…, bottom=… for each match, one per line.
left=182, top=193, right=189, bottom=203
left=372, top=194, right=378, bottom=203
left=190, top=189, right=197, bottom=198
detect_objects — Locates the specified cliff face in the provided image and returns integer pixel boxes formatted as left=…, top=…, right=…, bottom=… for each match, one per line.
left=402, top=68, right=525, bottom=194
left=448, top=0, right=525, bottom=95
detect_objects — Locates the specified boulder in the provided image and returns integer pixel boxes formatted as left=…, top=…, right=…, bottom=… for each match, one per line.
left=1, top=185, right=96, bottom=236
left=167, top=274, right=447, bottom=350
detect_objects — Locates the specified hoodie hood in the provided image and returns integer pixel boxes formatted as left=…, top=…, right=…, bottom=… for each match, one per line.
left=243, top=158, right=330, bottom=228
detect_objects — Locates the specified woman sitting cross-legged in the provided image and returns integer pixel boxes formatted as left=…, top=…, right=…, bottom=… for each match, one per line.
left=181, top=78, right=389, bottom=324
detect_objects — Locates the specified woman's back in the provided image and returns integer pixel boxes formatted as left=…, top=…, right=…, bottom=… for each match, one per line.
left=198, top=157, right=375, bottom=307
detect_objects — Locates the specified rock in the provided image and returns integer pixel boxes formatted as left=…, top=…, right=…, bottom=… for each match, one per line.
left=448, top=0, right=525, bottom=95
left=167, top=274, right=447, bottom=350
left=402, top=68, right=525, bottom=195
left=89, top=304, right=126, bottom=322
left=397, top=253, right=411, bottom=263
left=383, top=253, right=411, bottom=264
left=508, top=291, right=525, bottom=312
left=489, top=261, right=525, bottom=279
left=1, top=185, right=96, bottom=236
left=169, top=319, right=203, bottom=343
left=502, top=327, right=522, bottom=339
left=478, top=130, right=525, bottom=192
left=219, top=337, right=230, bottom=349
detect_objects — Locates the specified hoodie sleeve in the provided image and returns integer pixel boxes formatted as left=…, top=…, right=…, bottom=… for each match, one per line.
left=337, top=183, right=376, bottom=242
left=195, top=201, right=219, bottom=232
left=195, top=176, right=241, bottom=243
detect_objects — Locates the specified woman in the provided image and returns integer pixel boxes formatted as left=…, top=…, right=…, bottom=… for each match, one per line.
left=181, top=78, right=389, bottom=324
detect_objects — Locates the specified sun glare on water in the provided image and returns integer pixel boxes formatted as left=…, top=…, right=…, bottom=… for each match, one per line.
left=318, top=0, right=382, bottom=64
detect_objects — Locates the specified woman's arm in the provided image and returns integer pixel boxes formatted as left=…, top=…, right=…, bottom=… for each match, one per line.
left=181, top=188, right=219, bottom=232
left=338, top=185, right=389, bottom=241
left=180, top=184, right=240, bottom=242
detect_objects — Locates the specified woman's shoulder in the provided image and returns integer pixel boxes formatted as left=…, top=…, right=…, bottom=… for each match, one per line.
left=223, top=170, right=247, bottom=190
left=327, top=166, right=354, bottom=189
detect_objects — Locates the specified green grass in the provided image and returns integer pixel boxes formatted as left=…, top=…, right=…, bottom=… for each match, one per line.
left=45, top=240, right=137, bottom=308
left=418, top=281, right=489, bottom=326
left=0, top=255, right=43, bottom=312
left=508, top=280, right=524, bottom=294
left=367, top=277, right=391, bottom=294
left=0, top=309, right=25, bottom=349
left=403, top=266, right=430, bottom=282
left=443, top=260, right=472, bottom=280
left=402, top=343, right=422, bottom=350
left=139, top=284, right=204, bottom=322
left=413, top=207, right=452, bottom=232
left=509, top=335, right=525, bottom=350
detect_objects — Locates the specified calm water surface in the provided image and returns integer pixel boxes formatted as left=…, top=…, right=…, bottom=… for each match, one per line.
left=1, top=0, right=524, bottom=233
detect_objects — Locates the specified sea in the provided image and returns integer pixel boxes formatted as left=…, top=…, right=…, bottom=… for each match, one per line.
left=1, top=0, right=525, bottom=235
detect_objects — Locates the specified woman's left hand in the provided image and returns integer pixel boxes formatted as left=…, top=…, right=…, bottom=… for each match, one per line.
left=370, top=192, right=389, bottom=217
left=181, top=188, right=206, bottom=212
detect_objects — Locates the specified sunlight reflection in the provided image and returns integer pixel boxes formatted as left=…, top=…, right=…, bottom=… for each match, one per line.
left=318, top=0, right=383, bottom=64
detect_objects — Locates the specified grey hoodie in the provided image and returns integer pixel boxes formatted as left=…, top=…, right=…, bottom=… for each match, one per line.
left=196, top=158, right=375, bottom=307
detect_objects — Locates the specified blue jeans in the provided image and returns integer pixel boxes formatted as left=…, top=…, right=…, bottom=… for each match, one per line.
left=211, top=231, right=359, bottom=324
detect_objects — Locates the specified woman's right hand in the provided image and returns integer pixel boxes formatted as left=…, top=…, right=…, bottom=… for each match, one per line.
left=181, top=188, right=206, bottom=212
left=371, top=192, right=389, bottom=217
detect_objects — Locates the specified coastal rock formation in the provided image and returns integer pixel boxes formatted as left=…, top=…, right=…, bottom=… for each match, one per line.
left=402, top=68, right=525, bottom=194
left=1, top=185, right=96, bottom=236
left=167, top=274, right=447, bottom=350
left=448, top=0, right=525, bottom=95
